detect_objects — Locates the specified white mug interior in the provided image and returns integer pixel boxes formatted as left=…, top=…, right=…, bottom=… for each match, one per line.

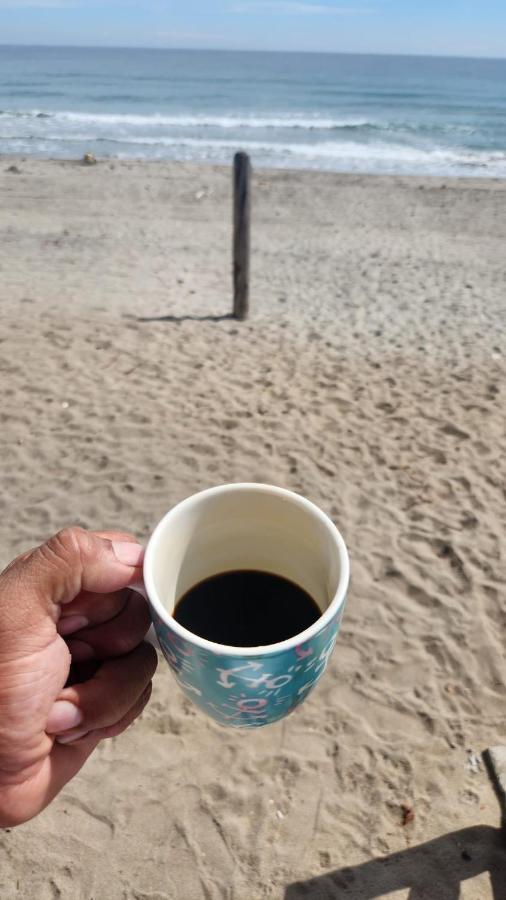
left=144, top=484, right=349, bottom=652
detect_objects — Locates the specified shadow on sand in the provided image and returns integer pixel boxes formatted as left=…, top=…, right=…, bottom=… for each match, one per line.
left=137, top=314, right=234, bottom=323
left=285, top=826, right=506, bottom=900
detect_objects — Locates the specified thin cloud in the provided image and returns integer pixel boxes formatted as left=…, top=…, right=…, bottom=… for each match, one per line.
left=232, top=1, right=373, bottom=14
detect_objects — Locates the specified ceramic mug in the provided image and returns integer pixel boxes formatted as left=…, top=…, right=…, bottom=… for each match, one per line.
left=142, top=483, right=350, bottom=728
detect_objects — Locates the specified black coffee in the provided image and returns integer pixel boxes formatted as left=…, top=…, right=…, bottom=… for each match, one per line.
left=173, top=569, right=321, bottom=647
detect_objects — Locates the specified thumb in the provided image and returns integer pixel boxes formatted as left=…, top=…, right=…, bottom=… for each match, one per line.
left=0, top=527, right=144, bottom=644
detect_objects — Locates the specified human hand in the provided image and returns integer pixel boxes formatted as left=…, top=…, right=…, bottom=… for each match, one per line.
left=0, top=527, right=157, bottom=827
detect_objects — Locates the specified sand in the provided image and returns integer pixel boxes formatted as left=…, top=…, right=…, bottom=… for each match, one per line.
left=0, top=158, right=505, bottom=899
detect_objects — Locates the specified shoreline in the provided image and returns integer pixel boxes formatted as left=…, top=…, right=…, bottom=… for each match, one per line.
left=2, top=153, right=506, bottom=185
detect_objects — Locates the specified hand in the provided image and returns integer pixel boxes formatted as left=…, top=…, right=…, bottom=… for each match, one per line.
left=0, top=527, right=157, bottom=827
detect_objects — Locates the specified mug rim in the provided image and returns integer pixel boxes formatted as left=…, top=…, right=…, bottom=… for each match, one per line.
left=144, top=483, right=350, bottom=658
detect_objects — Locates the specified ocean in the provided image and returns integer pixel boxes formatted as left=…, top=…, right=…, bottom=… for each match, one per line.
left=0, top=45, right=505, bottom=177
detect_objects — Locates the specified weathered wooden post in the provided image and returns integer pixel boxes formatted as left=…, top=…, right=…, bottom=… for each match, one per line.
left=233, top=151, right=251, bottom=320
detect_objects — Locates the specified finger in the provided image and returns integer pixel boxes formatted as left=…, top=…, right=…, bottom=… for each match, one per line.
left=66, top=591, right=151, bottom=661
left=1, top=531, right=141, bottom=584
left=93, top=530, right=139, bottom=543
left=58, top=588, right=129, bottom=634
left=65, top=659, right=101, bottom=687
left=0, top=527, right=145, bottom=648
left=93, top=681, right=152, bottom=740
left=66, top=682, right=153, bottom=744
left=46, top=642, right=157, bottom=735
left=1, top=547, right=37, bottom=574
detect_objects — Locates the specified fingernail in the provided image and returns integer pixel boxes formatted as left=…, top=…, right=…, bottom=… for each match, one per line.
left=46, top=700, right=83, bottom=734
left=56, top=728, right=90, bottom=745
left=112, top=541, right=144, bottom=567
left=67, top=639, right=95, bottom=662
left=58, top=615, right=89, bottom=636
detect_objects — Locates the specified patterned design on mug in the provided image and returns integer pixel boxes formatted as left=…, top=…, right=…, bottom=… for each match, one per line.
left=152, top=605, right=344, bottom=728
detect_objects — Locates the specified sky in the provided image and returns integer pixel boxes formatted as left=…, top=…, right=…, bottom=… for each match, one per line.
left=0, top=0, right=505, bottom=58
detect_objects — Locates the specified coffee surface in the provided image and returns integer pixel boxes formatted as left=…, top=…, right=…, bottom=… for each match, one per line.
left=173, top=569, right=321, bottom=647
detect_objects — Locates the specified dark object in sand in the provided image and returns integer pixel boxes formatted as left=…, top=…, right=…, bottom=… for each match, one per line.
left=6, top=165, right=21, bottom=174
left=401, top=803, right=415, bottom=826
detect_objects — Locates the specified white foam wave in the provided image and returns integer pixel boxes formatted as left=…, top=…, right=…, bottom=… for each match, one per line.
left=2, top=122, right=505, bottom=177
left=89, top=133, right=506, bottom=168
left=1, top=109, right=373, bottom=131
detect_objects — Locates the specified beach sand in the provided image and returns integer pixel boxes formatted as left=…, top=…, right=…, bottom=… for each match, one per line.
left=0, top=159, right=505, bottom=899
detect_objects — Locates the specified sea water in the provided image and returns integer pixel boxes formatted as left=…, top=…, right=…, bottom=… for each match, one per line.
left=0, top=46, right=505, bottom=176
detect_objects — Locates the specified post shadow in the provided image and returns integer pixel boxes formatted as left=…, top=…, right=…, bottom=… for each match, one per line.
left=285, top=826, right=506, bottom=900
left=137, top=314, right=234, bottom=323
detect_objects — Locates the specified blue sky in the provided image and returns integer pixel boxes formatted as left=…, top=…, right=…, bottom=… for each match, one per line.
left=0, top=0, right=505, bottom=57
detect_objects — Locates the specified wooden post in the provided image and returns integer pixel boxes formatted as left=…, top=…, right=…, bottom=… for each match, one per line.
left=233, top=151, right=251, bottom=320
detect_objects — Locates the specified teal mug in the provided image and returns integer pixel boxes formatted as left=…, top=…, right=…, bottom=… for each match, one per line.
left=143, top=484, right=350, bottom=728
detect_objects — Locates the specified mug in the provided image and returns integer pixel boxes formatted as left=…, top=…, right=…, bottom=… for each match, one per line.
left=143, top=483, right=350, bottom=728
